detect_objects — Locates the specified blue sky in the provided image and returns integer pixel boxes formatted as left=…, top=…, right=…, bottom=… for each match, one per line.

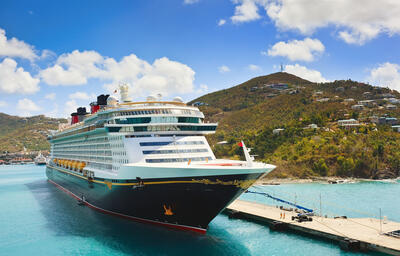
left=1, top=0, right=400, bottom=117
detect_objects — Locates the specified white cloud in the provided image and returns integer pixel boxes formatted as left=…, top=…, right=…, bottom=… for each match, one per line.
left=0, top=58, right=40, bottom=94
left=230, top=0, right=400, bottom=44
left=231, top=0, right=261, bottom=23
left=17, top=98, right=41, bottom=116
left=196, top=84, right=209, bottom=94
left=45, top=93, right=56, bottom=100
left=284, top=64, right=328, bottom=83
left=0, top=101, right=7, bottom=107
left=267, top=38, right=324, bottom=62
left=260, top=51, right=268, bottom=56
left=40, top=50, right=104, bottom=86
left=219, top=65, right=230, bottom=73
left=183, top=0, right=199, bottom=4
left=69, top=91, right=91, bottom=100
left=40, top=49, right=56, bottom=60
left=0, top=28, right=38, bottom=60
left=367, top=62, right=400, bottom=91
left=218, top=19, right=226, bottom=26
left=64, top=99, right=79, bottom=116
left=248, top=64, right=261, bottom=71
left=40, top=50, right=196, bottom=98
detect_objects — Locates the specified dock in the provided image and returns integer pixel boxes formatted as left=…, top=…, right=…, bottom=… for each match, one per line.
left=226, top=200, right=400, bottom=255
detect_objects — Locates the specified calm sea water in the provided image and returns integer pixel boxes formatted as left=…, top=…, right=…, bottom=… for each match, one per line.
left=1, top=165, right=397, bottom=256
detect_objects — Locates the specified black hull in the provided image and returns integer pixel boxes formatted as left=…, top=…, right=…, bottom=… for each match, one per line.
left=46, top=165, right=263, bottom=233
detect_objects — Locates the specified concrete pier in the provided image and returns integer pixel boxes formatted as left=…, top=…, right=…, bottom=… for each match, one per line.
left=226, top=200, right=400, bottom=255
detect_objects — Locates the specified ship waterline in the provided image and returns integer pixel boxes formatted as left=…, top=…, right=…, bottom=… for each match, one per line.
left=46, top=87, right=275, bottom=232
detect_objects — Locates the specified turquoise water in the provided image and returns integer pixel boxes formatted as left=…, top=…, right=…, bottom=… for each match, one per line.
left=0, top=165, right=396, bottom=256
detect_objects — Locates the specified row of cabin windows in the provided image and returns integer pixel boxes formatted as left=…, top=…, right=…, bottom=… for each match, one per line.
left=142, top=148, right=208, bottom=154
left=52, top=150, right=112, bottom=156
left=108, top=125, right=216, bottom=133
left=88, top=162, right=112, bottom=170
left=145, top=156, right=212, bottom=163
left=53, top=143, right=111, bottom=150
left=114, top=159, right=128, bottom=164
left=53, top=135, right=108, bottom=147
left=113, top=116, right=201, bottom=125
left=140, top=141, right=205, bottom=146
left=112, top=109, right=200, bottom=117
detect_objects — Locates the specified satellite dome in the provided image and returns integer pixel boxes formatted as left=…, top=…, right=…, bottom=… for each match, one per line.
left=107, top=96, right=118, bottom=106
left=173, top=96, right=183, bottom=102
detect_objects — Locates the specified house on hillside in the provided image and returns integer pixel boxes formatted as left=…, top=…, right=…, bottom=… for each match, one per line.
left=338, top=119, right=360, bottom=128
left=344, top=98, right=354, bottom=102
left=358, top=100, right=376, bottom=107
left=351, top=104, right=364, bottom=110
left=392, top=125, right=400, bottom=132
left=335, top=87, right=345, bottom=92
left=317, top=98, right=330, bottom=102
left=385, top=98, right=400, bottom=104
left=371, top=116, right=398, bottom=125
left=304, top=124, right=318, bottom=129
left=386, top=104, right=397, bottom=110
left=363, top=91, right=372, bottom=98
left=193, top=102, right=208, bottom=106
left=380, top=93, right=394, bottom=98
left=264, top=83, right=289, bottom=90
left=273, top=128, right=284, bottom=135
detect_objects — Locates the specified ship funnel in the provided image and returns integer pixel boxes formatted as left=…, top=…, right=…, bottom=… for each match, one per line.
left=119, top=83, right=132, bottom=102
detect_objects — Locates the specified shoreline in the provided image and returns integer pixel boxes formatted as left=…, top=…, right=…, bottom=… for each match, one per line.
left=257, top=176, right=400, bottom=185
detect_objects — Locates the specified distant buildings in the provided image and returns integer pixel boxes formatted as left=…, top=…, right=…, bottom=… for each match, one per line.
left=317, top=98, right=330, bottom=102
left=344, top=98, right=354, bottom=102
left=338, top=119, right=360, bottom=128
left=335, top=87, right=345, bottom=92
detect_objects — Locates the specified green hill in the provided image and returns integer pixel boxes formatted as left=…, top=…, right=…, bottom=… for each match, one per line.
left=0, top=113, right=66, bottom=153
left=191, top=72, right=400, bottom=179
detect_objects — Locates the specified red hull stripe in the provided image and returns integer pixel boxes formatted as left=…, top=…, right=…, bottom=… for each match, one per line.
left=47, top=179, right=207, bottom=234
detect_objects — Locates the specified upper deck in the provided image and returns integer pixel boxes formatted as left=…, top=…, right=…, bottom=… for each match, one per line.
left=50, top=99, right=217, bottom=142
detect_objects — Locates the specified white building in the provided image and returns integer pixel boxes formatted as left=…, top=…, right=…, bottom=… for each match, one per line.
left=273, top=128, right=284, bottom=135
left=338, top=119, right=360, bottom=128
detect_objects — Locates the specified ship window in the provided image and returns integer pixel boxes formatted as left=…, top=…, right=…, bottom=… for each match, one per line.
left=142, top=148, right=208, bottom=154
left=145, top=156, right=212, bottom=163
left=139, top=141, right=204, bottom=146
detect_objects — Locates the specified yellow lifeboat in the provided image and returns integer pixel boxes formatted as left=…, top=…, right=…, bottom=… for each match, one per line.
left=71, top=161, right=77, bottom=170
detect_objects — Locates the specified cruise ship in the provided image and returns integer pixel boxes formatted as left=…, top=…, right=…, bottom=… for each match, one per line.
left=46, top=85, right=275, bottom=233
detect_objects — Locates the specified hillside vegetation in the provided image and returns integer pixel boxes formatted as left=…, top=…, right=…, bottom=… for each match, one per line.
left=191, top=72, right=400, bottom=179
left=0, top=113, right=66, bottom=153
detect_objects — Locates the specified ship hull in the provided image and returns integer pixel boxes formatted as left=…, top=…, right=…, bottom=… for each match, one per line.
left=46, top=165, right=264, bottom=233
